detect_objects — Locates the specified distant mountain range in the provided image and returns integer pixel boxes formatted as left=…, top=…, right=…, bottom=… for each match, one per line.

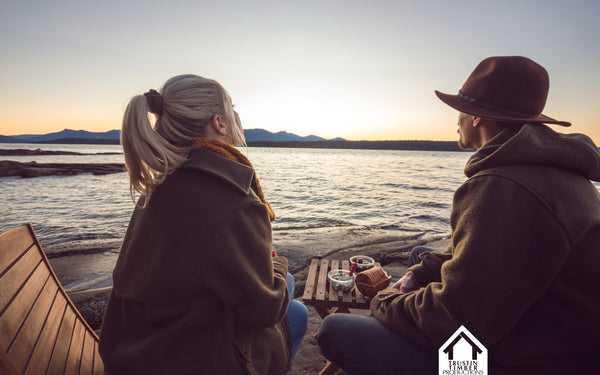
left=0, top=128, right=344, bottom=144
left=244, top=129, right=345, bottom=143
left=0, top=129, right=122, bottom=144
left=0, top=128, right=465, bottom=151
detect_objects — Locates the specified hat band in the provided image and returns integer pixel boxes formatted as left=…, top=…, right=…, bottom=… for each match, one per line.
left=458, top=90, right=476, bottom=103
left=458, top=90, right=540, bottom=119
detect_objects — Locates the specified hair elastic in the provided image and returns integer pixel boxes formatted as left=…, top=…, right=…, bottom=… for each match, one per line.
left=144, top=89, right=164, bottom=116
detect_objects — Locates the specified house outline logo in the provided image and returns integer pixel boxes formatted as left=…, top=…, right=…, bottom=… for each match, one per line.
left=443, top=330, right=483, bottom=360
left=438, top=325, right=488, bottom=375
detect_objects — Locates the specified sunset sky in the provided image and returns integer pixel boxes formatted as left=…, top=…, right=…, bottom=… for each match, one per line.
left=1, top=0, right=599, bottom=143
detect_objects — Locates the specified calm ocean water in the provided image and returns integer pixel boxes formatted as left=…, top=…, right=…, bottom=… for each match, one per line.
left=0, top=143, right=472, bottom=252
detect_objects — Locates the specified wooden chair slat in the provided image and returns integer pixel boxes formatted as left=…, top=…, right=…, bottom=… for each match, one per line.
left=0, top=263, right=50, bottom=350
left=64, top=317, right=86, bottom=375
left=8, top=280, right=59, bottom=373
left=0, top=246, right=40, bottom=317
left=24, top=297, right=67, bottom=375
left=0, top=225, right=35, bottom=275
left=0, top=349, right=18, bottom=375
left=92, top=340, right=104, bottom=375
left=79, top=331, right=95, bottom=375
left=46, top=308, right=76, bottom=375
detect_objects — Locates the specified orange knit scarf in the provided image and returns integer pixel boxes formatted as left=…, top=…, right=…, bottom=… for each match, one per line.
left=193, top=138, right=275, bottom=222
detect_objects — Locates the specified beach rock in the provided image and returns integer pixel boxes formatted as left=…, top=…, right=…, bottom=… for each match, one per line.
left=74, top=298, right=107, bottom=331
left=0, top=148, right=83, bottom=156
left=69, top=287, right=113, bottom=331
left=0, top=148, right=121, bottom=156
left=0, top=160, right=126, bottom=178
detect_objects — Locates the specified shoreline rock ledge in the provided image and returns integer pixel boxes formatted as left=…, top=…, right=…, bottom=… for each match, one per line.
left=0, top=160, right=126, bottom=178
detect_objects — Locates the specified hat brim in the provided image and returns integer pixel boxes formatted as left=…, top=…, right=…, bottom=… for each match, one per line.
left=435, top=90, right=571, bottom=127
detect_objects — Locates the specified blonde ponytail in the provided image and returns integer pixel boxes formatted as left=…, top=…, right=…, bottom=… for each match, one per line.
left=121, top=75, right=246, bottom=203
left=121, top=95, right=188, bottom=201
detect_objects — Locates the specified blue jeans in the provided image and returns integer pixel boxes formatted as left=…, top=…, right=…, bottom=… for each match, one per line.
left=317, top=314, right=437, bottom=374
left=286, top=273, right=308, bottom=360
left=316, top=246, right=439, bottom=374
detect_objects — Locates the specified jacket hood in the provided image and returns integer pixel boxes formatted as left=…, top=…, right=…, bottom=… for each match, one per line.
left=465, top=123, right=600, bottom=181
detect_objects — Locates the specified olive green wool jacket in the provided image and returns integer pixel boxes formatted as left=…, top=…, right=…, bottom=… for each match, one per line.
left=100, top=148, right=291, bottom=375
left=371, top=124, right=600, bottom=374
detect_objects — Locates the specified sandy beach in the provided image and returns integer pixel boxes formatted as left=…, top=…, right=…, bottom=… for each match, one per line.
left=54, top=229, right=450, bottom=375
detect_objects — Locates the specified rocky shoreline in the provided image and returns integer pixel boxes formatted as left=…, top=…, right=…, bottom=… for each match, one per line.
left=0, top=148, right=125, bottom=178
left=0, top=160, right=126, bottom=178
left=0, top=148, right=121, bottom=156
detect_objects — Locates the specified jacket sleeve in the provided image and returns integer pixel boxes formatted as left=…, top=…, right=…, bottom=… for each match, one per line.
left=370, top=175, right=571, bottom=351
left=408, top=247, right=452, bottom=285
left=198, top=201, right=289, bottom=328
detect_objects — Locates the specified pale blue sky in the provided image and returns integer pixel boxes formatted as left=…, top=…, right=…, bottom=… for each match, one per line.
left=1, top=0, right=599, bottom=142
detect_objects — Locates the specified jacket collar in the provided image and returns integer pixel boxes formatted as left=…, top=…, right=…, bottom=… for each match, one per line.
left=181, top=148, right=255, bottom=195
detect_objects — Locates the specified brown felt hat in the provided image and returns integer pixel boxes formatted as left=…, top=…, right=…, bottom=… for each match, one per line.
left=435, top=56, right=571, bottom=127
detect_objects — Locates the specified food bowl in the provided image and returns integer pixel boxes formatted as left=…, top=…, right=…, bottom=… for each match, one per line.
left=349, top=255, right=375, bottom=272
left=327, top=269, right=355, bottom=292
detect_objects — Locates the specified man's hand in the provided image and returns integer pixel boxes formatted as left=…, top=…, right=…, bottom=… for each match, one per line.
left=391, top=271, right=419, bottom=293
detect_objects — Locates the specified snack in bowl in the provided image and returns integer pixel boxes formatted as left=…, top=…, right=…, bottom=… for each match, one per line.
left=349, top=255, right=375, bottom=271
left=327, top=269, right=355, bottom=292
left=355, top=266, right=392, bottom=297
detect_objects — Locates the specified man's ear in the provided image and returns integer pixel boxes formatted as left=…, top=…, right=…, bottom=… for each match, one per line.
left=210, top=115, right=228, bottom=136
left=473, top=116, right=482, bottom=127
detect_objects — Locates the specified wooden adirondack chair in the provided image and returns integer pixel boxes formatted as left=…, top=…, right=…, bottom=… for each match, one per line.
left=0, top=224, right=104, bottom=375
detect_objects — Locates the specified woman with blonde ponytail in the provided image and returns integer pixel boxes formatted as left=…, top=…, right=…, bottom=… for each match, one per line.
left=99, top=75, right=307, bottom=375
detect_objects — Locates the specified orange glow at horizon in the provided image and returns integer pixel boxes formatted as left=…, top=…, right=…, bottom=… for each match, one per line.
left=3, top=116, right=599, bottom=146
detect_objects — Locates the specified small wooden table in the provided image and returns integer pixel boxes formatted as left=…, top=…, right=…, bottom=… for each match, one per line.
left=302, top=258, right=380, bottom=375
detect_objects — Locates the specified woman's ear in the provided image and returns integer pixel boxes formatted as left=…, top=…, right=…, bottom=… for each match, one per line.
left=210, top=115, right=228, bottom=136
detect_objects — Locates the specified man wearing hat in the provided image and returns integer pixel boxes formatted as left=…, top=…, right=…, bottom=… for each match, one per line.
left=317, top=56, right=600, bottom=374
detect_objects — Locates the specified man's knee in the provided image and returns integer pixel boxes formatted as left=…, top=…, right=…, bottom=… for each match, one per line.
left=316, top=314, right=346, bottom=350
left=316, top=314, right=334, bottom=345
